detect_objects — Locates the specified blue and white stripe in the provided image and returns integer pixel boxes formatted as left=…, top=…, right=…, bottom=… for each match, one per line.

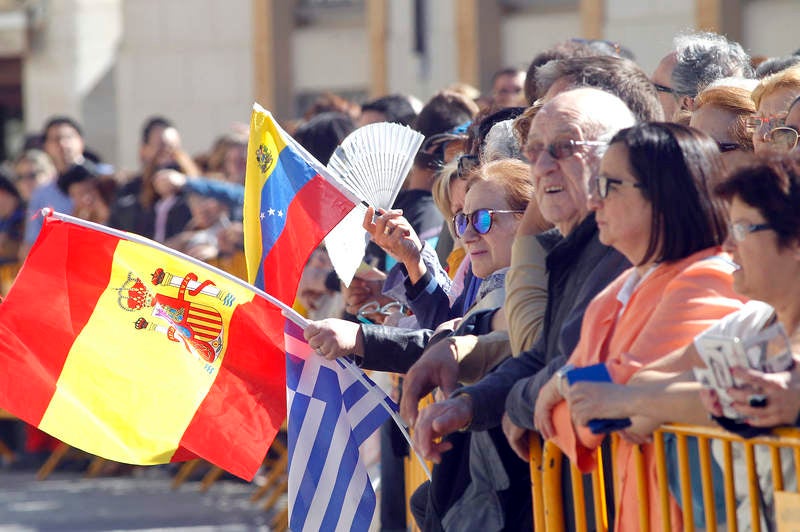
left=284, top=323, right=394, bottom=532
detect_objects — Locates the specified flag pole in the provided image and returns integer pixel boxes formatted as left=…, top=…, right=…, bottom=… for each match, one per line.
left=42, top=209, right=307, bottom=325
left=279, top=309, right=431, bottom=480
left=44, top=209, right=430, bottom=479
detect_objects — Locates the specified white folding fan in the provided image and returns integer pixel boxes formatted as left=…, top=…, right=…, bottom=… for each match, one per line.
left=324, top=122, right=424, bottom=286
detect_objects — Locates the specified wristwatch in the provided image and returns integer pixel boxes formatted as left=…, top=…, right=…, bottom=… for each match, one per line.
left=555, top=364, right=575, bottom=396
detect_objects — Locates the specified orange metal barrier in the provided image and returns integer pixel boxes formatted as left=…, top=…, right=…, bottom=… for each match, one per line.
left=530, top=435, right=612, bottom=532
left=0, top=261, right=21, bottom=296
left=405, top=393, right=435, bottom=532
left=528, top=423, right=800, bottom=532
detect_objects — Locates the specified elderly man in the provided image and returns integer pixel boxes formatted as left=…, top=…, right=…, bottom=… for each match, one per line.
left=404, top=87, right=635, bottom=531
left=652, top=31, right=753, bottom=121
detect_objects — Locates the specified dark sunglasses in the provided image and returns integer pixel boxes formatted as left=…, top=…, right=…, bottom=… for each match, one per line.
left=717, top=142, right=742, bottom=153
left=414, top=150, right=444, bottom=171
left=523, top=139, right=606, bottom=163
left=653, top=83, right=675, bottom=95
left=452, top=208, right=524, bottom=238
left=591, top=175, right=643, bottom=199
left=456, top=154, right=479, bottom=178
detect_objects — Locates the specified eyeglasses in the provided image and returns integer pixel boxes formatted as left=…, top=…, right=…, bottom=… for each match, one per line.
left=717, top=142, right=742, bottom=153
left=766, top=126, right=800, bottom=152
left=524, top=139, right=607, bottom=163
left=457, top=154, right=479, bottom=179
left=452, top=208, right=524, bottom=238
left=745, top=114, right=786, bottom=135
left=729, top=222, right=773, bottom=242
left=591, top=175, right=644, bottom=199
left=356, top=300, right=407, bottom=324
left=653, top=83, right=675, bottom=95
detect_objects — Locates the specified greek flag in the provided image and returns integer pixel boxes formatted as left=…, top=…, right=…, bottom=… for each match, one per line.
left=284, top=320, right=397, bottom=532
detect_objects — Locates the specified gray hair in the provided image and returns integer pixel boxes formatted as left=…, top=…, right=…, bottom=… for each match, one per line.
left=482, top=120, right=523, bottom=162
left=672, top=31, right=754, bottom=97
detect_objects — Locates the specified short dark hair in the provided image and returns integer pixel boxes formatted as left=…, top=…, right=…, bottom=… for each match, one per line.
left=43, top=116, right=83, bottom=140
left=56, top=161, right=98, bottom=195
left=535, top=55, right=664, bottom=122
left=360, top=95, right=417, bottom=126
left=412, top=90, right=479, bottom=139
left=293, top=111, right=355, bottom=165
left=715, top=155, right=800, bottom=249
left=609, top=122, right=728, bottom=264
left=141, top=116, right=174, bottom=145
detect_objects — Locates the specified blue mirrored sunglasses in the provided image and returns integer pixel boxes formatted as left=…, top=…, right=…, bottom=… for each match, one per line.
left=452, top=208, right=524, bottom=238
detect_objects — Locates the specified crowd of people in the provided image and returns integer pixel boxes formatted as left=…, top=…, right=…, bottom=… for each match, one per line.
left=2, top=28, right=800, bottom=531
left=294, top=32, right=800, bottom=531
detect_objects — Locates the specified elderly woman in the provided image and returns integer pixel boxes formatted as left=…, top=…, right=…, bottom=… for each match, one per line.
left=567, top=156, right=800, bottom=529
left=305, top=158, right=533, bottom=371
left=534, top=123, right=746, bottom=530
left=750, top=66, right=800, bottom=154
left=766, top=94, right=800, bottom=154
left=690, top=83, right=756, bottom=176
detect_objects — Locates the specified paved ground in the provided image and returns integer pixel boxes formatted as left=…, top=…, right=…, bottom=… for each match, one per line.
left=0, top=468, right=276, bottom=531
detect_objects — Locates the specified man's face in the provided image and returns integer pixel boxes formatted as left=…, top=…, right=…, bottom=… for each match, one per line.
left=141, top=126, right=182, bottom=168
left=44, top=124, right=84, bottom=173
left=652, top=52, right=679, bottom=121
left=492, top=72, right=525, bottom=108
left=523, top=100, right=601, bottom=236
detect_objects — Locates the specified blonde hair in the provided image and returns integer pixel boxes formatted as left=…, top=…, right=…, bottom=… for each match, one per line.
left=751, top=66, right=800, bottom=109
left=469, top=158, right=533, bottom=212
left=694, top=85, right=756, bottom=150
left=432, top=158, right=462, bottom=218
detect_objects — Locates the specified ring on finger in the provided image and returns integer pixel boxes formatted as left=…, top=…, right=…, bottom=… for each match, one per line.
left=748, top=394, right=768, bottom=408
left=384, top=226, right=392, bottom=235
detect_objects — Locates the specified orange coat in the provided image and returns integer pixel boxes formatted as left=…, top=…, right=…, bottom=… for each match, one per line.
left=549, top=247, right=747, bottom=530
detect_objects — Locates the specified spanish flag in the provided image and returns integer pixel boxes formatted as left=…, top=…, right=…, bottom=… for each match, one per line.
left=0, top=213, right=286, bottom=480
left=243, top=103, right=357, bottom=299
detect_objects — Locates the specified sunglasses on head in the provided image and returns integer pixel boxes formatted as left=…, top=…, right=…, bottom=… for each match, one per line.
left=452, top=208, right=524, bottom=238
left=524, top=139, right=606, bottom=163
left=414, top=150, right=444, bottom=171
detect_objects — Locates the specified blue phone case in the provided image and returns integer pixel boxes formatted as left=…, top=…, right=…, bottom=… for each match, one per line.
left=566, top=364, right=633, bottom=434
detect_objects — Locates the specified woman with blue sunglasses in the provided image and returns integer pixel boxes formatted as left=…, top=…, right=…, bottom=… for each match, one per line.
left=303, top=158, right=536, bottom=369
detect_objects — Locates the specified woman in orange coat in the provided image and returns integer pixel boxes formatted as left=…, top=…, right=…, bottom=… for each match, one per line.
left=532, top=122, right=747, bottom=530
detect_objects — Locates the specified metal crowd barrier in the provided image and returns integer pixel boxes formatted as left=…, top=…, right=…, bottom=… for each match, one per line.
left=526, top=423, right=800, bottom=532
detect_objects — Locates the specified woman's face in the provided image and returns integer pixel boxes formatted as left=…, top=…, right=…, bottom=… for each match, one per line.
left=459, top=180, right=521, bottom=278
left=689, top=104, right=751, bottom=175
left=588, top=143, right=653, bottom=266
left=753, top=86, right=800, bottom=154
left=723, top=196, right=799, bottom=303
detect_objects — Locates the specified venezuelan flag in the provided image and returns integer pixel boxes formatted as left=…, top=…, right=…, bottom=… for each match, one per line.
left=0, top=215, right=286, bottom=480
left=243, top=104, right=357, bottom=302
